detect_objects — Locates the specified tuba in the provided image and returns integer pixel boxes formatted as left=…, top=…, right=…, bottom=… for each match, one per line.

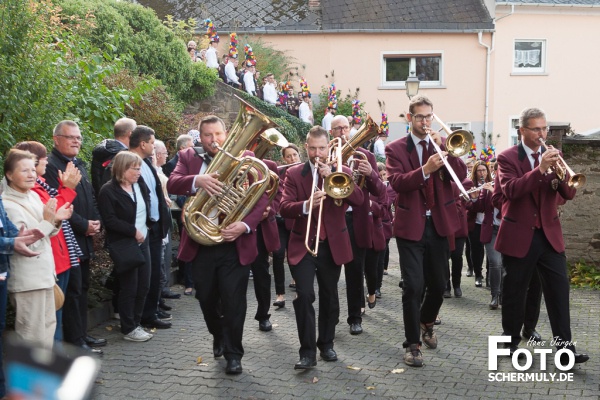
left=249, top=128, right=289, bottom=159
left=183, top=96, right=279, bottom=246
left=340, top=115, right=381, bottom=188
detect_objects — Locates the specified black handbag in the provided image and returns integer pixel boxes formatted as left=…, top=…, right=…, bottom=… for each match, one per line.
left=107, top=238, right=146, bottom=274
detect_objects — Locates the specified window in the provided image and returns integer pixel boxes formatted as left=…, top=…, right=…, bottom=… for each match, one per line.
left=448, top=122, right=471, bottom=133
left=382, top=52, right=442, bottom=87
left=513, top=40, right=546, bottom=74
left=509, top=118, right=519, bottom=146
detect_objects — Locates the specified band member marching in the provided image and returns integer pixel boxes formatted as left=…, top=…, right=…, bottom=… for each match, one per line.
left=280, top=126, right=363, bottom=370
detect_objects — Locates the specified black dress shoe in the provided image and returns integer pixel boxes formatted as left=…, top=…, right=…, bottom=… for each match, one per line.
left=161, top=290, right=181, bottom=299
left=84, top=335, right=107, bottom=347
left=225, top=359, right=243, bottom=375
left=489, top=295, right=499, bottom=310
left=367, top=297, right=376, bottom=309
left=157, top=310, right=172, bottom=321
left=288, top=283, right=296, bottom=289
left=320, top=348, right=337, bottom=361
left=522, top=328, right=542, bottom=342
left=259, top=319, right=272, bottom=332
left=142, top=319, right=172, bottom=329
left=80, top=342, right=103, bottom=355
left=213, top=338, right=224, bottom=358
left=159, top=301, right=172, bottom=311
left=375, top=289, right=382, bottom=299
left=466, top=269, right=474, bottom=277
left=454, top=287, right=462, bottom=298
left=350, top=323, right=363, bottom=335
left=294, top=356, right=317, bottom=370
left=560, top=352, right=590, bottom=365
left=273, top=300, right=286, bottom=308
left=508, top=345, right=526, bottom=359
left=398, top=279, right=404, bottom=289
left=475, top=278, right=483, bottom=287
left=443, top=290, right=452, bottom=298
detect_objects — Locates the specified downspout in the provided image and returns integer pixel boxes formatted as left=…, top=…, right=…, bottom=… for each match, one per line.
left=478, top=31, right=494, bottom=135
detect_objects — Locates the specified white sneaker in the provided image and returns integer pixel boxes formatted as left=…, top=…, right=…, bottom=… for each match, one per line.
left=124, top=326, right=153, bottom=342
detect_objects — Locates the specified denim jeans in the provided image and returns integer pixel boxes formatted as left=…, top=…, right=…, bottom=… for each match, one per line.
left=54, top=269, right=70, bottom=342
left=0, top=278, right=8, bottom=397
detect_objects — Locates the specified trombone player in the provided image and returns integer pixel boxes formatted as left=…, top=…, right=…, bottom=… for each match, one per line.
left=494, top=107, right=589, bottom=364
left=385, top=94, right=467, bottom=367
left=280, top=126, right=363, bottom=370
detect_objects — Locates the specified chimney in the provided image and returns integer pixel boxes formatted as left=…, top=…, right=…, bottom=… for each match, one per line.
left=308, top=0, right=321, bottom=11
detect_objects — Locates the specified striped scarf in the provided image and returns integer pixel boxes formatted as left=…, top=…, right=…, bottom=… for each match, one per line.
left=36, top=178, right=83, bottom=269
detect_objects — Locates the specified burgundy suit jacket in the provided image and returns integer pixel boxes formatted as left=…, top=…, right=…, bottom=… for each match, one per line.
left=369, top=190, right=388, bottom=252
left=382, top=183, right=396, bottom=240
left=350, top=148, right=386, bottom=249
left=494, top=143, right=575, bottom=258
left=166, top=147, right=269, bottom=265
left=467, top=186, right=496, bottom=244
left=260, top=159, right=282, bottom=252
left=451, top=182, right=469, bottom=239
left=385, top=135, right=467, bottom=241
left=280, top=161, right=364, bottom=266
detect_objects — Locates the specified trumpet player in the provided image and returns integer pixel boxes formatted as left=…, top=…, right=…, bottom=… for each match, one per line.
left=494, top=107, right=588, bottom=364
left=385, top=94, right=467, bottom=367
left=329, top=115, right=385, bottom=336
left=167, top=115, right=271, bottom=375
left=280, top=126, right=363, bottom=370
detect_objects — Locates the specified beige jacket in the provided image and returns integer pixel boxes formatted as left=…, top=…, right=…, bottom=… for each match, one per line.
left=0, top=180, right=58, bottom=292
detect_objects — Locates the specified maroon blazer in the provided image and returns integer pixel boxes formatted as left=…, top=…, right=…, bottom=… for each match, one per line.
left=369, top=190, right=388, bottom=252
left=350, top=148, right=386, bottom=249
left=494, top=143, right=576, bottom=258
left=280, top=161, right=364, bottom=266
left=278, top=168, right=295, bottom=231
left=467, top=186, right=497, bottom=244
left=166, top=147, right=269, bottom=265
left=382, top=182, right=396, bottom=240
left=260, top=159, right=282, bottom=253
left=451, top=182, right=469, bottom=239
left=385, top=135, right=467, bottom=241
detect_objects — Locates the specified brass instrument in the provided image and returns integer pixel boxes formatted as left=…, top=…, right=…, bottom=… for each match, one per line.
left=277, top=161, right=303, bottom=170
left=538, top=138, right=586, bottom=188
left=340, top=115, right=381, bottom=188
left=432, top=114, right=473, bottom=158
left=183, top=96, right=279, bottom=246
left=249, top=128, right=289, bottom=159
left=305, top=138, right=355, bottom=257
left=424, top=114, right=474, bottom=198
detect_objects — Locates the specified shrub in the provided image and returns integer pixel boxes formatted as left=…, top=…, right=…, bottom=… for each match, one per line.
left=313, top=86, right=365, bottom=126
left=569, top=260, right=600, bottom=289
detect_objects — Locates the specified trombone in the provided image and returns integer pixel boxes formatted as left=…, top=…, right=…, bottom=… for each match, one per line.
left=424, top=114, right=474, bottom=198
left=304, top=138, right=355, bottom=257
left=538, top=138, right=586, bottom=188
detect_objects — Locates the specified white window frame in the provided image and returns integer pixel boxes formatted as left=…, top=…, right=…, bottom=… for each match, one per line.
left=512, top=39, right=547, bottom=75
left=509, top=117, right=520, bottom=146
left=380, top=51, right=444, bottom=89
left=447, top=122, right=472, bottom=133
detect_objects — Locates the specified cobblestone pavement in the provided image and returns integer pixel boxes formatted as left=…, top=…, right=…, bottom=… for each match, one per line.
left=89, top=244, right=599, bottom=400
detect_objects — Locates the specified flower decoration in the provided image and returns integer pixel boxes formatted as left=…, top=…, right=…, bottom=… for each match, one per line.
left=229, top=33, right=238, bottom=58
left=327, top=83, right=337, bottom=110
left=244, top=44, right=255, bottom=65
left=299, top=77, right=311, bottom=98
left=468, top=143, right=477, bottom=160
left=479, top=145, right=496, bottom=163
left=352, top=99, right=362, bottom=125
left=205, top=19, right=219, bottom=42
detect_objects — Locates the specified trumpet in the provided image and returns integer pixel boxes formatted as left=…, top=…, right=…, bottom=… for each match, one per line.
left=538, top=138, right=586, bottom=188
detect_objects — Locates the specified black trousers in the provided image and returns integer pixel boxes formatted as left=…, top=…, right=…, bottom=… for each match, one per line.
left=364, top=248, right=382, bottom=296
left=524, top=269, right=542, bottom=331
left=502, top=229, right=574, bottom=351
left=192, top=242, right=249, bottom=361
left=63, top=258, right=90, bottom=345
left=290, top=241, right=341, bottom=358
left=468, top=224, right=485, bottom=279
left=396, top=217, right=449, bottom=347
left=376, top=239, right=390, bottom=290
left=447, top=237, right=466, bottom=290
left=344, top=213, right=366, bottom=325
left=272, top=218, right=289, bottom=295
left=119, top=237, right=151, bottom=334
left=250, top=225, right=271, bottom=321
left=142, top=222, right=164, bottom=322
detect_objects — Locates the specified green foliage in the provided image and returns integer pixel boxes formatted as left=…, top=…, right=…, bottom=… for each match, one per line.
left=569, top=260, right=600, bottom=289
left=237, top=36, right=299, bottom=84
left=57, top=0, right=218, bottom=104
left=0, top=0, right=152, bottom=166
left=163, top=15, right=198, bottom=44
left=313, top=86, right=364, bottom=126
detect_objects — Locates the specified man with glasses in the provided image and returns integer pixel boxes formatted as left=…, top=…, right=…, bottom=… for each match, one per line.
left=330, top=115, right=385, bottom=336
left=493, top=107, right=589, bottom=365
left=45, top=120, right=106, bottom=354
left=385, top=95, right=466, bottom=367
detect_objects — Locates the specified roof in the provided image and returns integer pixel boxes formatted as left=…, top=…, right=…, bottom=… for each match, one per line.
left=496, top=0, right=600, bottom=5
left=149, top=0, right=494, bottom=33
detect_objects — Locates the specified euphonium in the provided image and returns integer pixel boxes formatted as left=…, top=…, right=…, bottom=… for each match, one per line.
left=249, top=128, right=289, bottom=159
left=183, top=96, right=279, bottom=246
left=340, top=115, right=380, bottom=188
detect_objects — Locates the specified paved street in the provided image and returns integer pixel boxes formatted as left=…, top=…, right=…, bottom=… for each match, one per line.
left=90, top=244, right=599, bottom=399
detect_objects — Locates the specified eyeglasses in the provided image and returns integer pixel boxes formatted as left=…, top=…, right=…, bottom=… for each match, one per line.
left=523, top=126, right=549, bottom=134
left=332, top=126, right=350, bottom=132
left=129, top=167, right=141, bottom=171
left=411, top=114, right=434, bottom=122
left=57, top=135, right=83, bottom=142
